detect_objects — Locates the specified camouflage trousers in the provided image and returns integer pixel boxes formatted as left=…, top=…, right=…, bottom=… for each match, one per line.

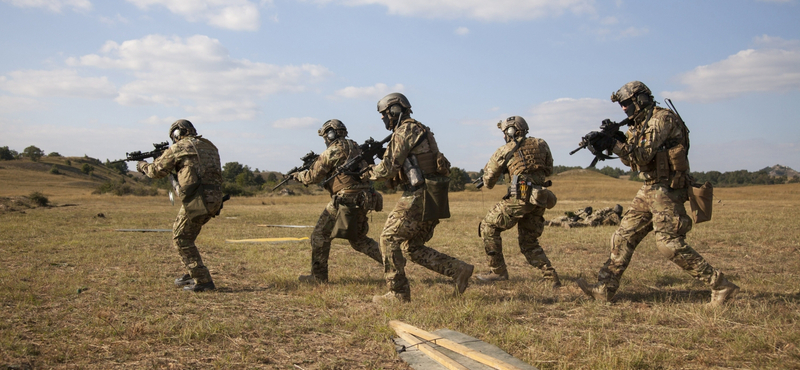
left=173, top=205, right=215, bottom=284
left=480, top=198, right=557, bottom=279
left=597, top=183, right=719, bottom=295
left=308, top=197, right=383, bottom=281
left=380, top=188, right=467, bottom=298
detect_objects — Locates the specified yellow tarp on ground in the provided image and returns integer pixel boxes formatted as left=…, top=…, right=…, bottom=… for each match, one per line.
left=225, top=237, right=310, bottom=244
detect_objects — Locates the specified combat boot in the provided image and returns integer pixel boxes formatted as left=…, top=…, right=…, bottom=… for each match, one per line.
left=576, top=278, right=613, bottom=303
left=298, top=274, right=327, bottom=284
left=454, top=263, right=474, bottom=295
left=548, top=271, right=562, bottom=289
left=709, top=277, right=740, bottom=307
left=475, top=268, right=508, bottom=283
left=174, top=274, right=193, bottom=287
left=184, top=281, right=216, bottom=292
left=372, top=291, right=410, bottom=303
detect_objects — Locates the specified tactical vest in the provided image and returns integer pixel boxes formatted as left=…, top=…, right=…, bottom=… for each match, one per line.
left=329, top=139, right=368, bottom=195
left=177, top=137, right=223, bottom=188
left=506, top=137, right=550, bottom=185
left=629, top=107, right=690, bottom=186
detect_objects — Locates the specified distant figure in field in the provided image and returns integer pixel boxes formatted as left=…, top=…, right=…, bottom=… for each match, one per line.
left=547, top=205, right=623, bottom=228
left=475, top=116, right=561, bottom=288
left=290, top=119, right=383, bottom=283
left=576, top=81, right=739, bottom=306
left=138, top=119, right=224, bottom=292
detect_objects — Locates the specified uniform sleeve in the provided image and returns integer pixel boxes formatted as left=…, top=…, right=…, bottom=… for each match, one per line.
left=482, top=144, right=510, bottom=189
left=370, top=122, right=424, bottom=181
left=295, top=146, right=337, bottom=185
left=139, top=146, right=178, bottom=179
left=614, top=110, right=677, bottom=167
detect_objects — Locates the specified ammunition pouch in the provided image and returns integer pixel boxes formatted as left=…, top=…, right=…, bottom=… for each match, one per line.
left=655, top=150, right=670, bottom=182
left=668, top=144, right=689, bottom=189
left=508, top=175, right=533, bottom=203
left=421, top=176, right=451, bottom=221
left=688, top=181, right=713, bottom=224
left=530, top=187, right=557, bottom=209
left=403, top=155, right=424, bottom=188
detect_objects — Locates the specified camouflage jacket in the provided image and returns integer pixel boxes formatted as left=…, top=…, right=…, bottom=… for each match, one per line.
left=139, top=135, right=223, bottom=192
left=294, top=138, right=370, bottom=196
left=612, top=106, right=689, bottom=181
left=369, top=118, right=445, bottom=186
left=482, top=137, right=553, bottom=189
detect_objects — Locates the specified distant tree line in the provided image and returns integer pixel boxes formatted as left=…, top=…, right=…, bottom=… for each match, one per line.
left=690, top=168, right=800, bottom=186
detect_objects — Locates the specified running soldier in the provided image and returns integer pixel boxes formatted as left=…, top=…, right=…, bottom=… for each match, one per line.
left=476, top=116, right=561, bottom=288
left=291, top=119, right=384, bottom=283
left=364, top=93, right=474, bottom=303
left=138, top=119, right=224, bottom=292
left=576, top=81, right=739, bottom=306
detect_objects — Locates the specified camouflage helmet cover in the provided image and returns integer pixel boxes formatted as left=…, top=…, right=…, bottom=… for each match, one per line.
left=169, top=119, right=197, bottom=141
left=318, top=119, right=347, bottom=137
left=497, top=116, right=529, bottom=135
left=611, top=81, right=652, bottom=103
left=377, top=93, right=412, bottom=114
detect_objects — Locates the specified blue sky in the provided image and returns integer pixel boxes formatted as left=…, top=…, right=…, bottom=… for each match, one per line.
left=1, top=0, right=798, bottom=173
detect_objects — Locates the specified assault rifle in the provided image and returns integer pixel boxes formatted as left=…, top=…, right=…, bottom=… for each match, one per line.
left=272, top=151, right=320, bottom=191
left=111, top=142, right=170, bottom=163
left=321, top=134, right=392, bottom=185
left=570, top=118, right=631, bottom=167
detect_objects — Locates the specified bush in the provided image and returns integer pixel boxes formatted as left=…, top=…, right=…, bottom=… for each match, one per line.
left=23, top=146, right=44, bottom=162
left=0, top=146, right=16, bottom=160
left=48, top=152, right=62, bottom=157
left=81, top=163, right=95, bottom=175
left=65, top=159, right=72, bottom=166
left=28, top=192, right=49, bottom=206
left=105, top=160, right=129, bottom=175
left=49, top=165, right=60, bottom=175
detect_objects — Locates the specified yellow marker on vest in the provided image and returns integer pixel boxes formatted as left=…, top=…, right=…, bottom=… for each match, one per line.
left=225, top=237, right=310, bottom=243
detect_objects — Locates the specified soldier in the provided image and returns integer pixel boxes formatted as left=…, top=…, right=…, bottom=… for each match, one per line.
left=137, top=119, right=224, bottom=292
left=576, top=81, right=739, bottom=306
left=476, top=116, right=561, bottom=288
left=363, top=92, right=474, bottom=303
left=291, top=119, right=384, bottom=283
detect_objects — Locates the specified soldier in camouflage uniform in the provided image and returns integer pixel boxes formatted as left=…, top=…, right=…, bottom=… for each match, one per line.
left=547, top=205, right=623, bottom=228
left=291, top=119, right=383, bottom=283
left=137, top=119, right=224, bottom=292
left=476, top=116, right=561, bottom=288
left=364, top=93, right=474, bottom=303
left=577, top=81, right=739, bottom=306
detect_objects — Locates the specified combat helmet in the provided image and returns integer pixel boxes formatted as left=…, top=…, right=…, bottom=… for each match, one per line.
left=377, top=93, right=412, bottom=130
left=497, top=116, right=529, bottom=143
left=318, top=119, right=348, bottom=146
left=611, top=81, right=653, bottom=116
left=169, top=119, right=197, bottom=143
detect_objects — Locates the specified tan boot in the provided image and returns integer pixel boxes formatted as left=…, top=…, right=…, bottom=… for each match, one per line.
left=576, top=278, right=613, bottom=302
left=710, top=277, right=740, bottom=307
left=475, top=270, right=508, bottom=283
left=454, top=263, right=474, bottom=295
left=372, top=291, right=410, bottom=303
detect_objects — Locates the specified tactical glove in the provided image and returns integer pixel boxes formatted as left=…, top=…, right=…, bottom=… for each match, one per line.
left=585, top=131, right=618, bottom=155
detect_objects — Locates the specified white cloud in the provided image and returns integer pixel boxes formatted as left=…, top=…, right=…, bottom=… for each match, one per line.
left=126, top=0, right=260, bottom=31
left=0, top=69, right=117, bottom=99
left=527, top=97, right=620, bottom=149
left=332, top=83, right=404, bottom=100
left=65, top=34, right=331, bottom=121
left=1, top=0, right=92, bottom=12
left=454, top=27, right=469, bottom=35
left=309, top=0, right=595, bottom=21
left=0, top=95, right=44, bottom=113
left=663, top=37, right=800, bottom=102
left=272, top=117, right=318, bottom=129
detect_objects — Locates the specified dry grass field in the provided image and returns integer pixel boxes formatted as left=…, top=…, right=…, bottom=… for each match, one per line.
left=1, top=160, right=799, bottom=369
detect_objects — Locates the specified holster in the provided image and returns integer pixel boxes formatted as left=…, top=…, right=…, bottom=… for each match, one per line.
left=421, top=176, right=451, bottom=221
